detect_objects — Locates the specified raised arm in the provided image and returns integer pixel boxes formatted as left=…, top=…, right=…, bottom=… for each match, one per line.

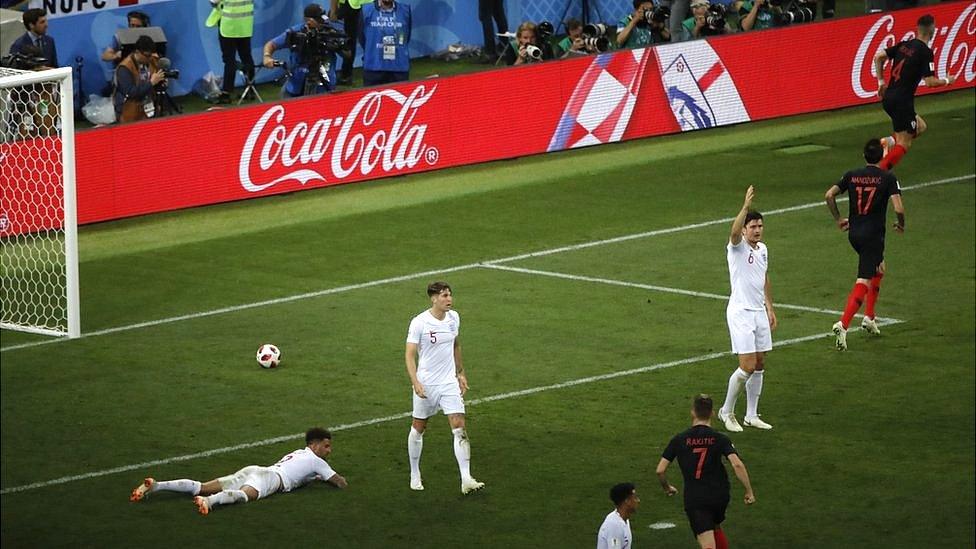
left=730, top=185, right=755, bottom=246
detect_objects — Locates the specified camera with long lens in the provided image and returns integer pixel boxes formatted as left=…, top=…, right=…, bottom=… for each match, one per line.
left=285, top=23, right=347, bottom=87
left=773, top=0, right=815, bottom=25
left=524, top=44, right=543, bottom=60
left=0, top=52, right=48, bottom=70
left=581, top=23, right=612, bottom=52
left=645, top=6, right=671, bottom=24
left=702, top=4, right=728, bottom=34
left=536, top=21, right=555, bottom=41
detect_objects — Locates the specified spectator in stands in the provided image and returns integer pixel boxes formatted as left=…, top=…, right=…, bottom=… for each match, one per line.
left=502, top=22, right=554, bottom=66
left=262, top=4, right=339, bottom=98
left=9, top=8, right=58, bottom=68
left=334, top=0, right=366, bottom=85
left=737, top=0, right=774, bottom=31
left=206, top=0, right=255, bottom=104
left=478, top=0, right=509, bottom=64
left=101, top=10, right=149, bottom=65
left=359, top=0, right=412, bottom=86
left=683, top=0, right=729, bottom=39
left=113, top=35, right=164, bottom=123
left=617, top=1, right=661, bottom=49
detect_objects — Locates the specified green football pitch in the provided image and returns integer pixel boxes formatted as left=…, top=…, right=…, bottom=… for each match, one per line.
left=2, top=90, right=973, bottom=548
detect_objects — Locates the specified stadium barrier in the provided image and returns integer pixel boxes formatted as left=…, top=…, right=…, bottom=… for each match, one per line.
left=1, top=2, right=973, bottom=235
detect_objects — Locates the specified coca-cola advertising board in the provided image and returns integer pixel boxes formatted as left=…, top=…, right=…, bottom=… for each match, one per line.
left=1, top=2, right=972, bottom=235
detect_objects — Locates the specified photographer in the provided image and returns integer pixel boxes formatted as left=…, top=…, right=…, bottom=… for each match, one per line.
left=9, top=8, right=57, bottom=68
left=502, top=22, right=554, bottom=66
left=617, top=1, right=669, bottom=49
left=263, top=4, right=342, bottom=98
left=682, top=0, right=728, bottom=39
left=359, top=0, right=412, bottom=86
left=737, top=0, right=774, bottom=31
left=101, top=11, right=148, bottom=65
left=113, top=35, right=164, bottom=123
left=555, top=19, right=593, bottom=58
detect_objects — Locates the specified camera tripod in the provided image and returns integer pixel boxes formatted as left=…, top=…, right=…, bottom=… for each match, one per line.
left=154, top=84, right=182, bottom=117
left=237, top=67, right=262, bottom=105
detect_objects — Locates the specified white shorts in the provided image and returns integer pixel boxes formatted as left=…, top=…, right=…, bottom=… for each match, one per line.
left=412, top=381, right=466, bottom=419
left=217, top=465, right=282, bottom=499
left=727, top=307, right=772, bottom=355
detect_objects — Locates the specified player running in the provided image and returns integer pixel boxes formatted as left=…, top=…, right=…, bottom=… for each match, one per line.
left=825, top=139, right=905, bottom=351
left=657, top=394, right=756, bottom=549
left=874, top=14, right=956, bottom=171
left=129, top=427, right=347, bottom=515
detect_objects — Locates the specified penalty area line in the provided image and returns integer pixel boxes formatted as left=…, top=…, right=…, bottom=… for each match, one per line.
left=0, top=326, right=900, bottom=496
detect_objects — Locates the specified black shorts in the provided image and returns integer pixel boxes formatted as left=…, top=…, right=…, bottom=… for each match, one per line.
left=685, top=499, right=728, bottom=536
left=849, top=230, right=885, bottom=279
left=882, top=95, right=918, bottom=135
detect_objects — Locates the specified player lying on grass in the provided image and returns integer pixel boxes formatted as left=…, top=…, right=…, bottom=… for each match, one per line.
left=129, top=427, right=347, bottom=515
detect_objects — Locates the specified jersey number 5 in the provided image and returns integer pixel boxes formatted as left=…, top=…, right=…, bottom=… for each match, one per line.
left=429, top=331, right=437, bottom=343
left=855, top=187, right=877, bottom=215
left=692, top=447, right=708, bottom=479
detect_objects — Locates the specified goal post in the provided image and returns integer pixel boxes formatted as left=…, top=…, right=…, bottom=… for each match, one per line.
left=0, top=66, right=80, bottom=338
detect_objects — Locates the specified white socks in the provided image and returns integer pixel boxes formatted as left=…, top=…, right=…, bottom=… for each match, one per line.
left=207, top=489, right=248, bottom=508
left=745, top=369, right=764, bottom=419
left=452, top=427, right=472, bottom=480
left=721, top=368, right=751, bottom=416
left=408, top=427, right=424, bottom=480
left=154, top=479, right=201, bottom=495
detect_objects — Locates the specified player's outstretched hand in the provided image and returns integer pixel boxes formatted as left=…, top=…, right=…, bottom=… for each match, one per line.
left=743, top=185, right=755, bottom=209
left=664, top=484, right=678, bottom=497
left=837, top=218, right=850, bottom=232
left=413, top=381, right=427, bottom=399
left=893, top=221, right=904, bottom=234
left=744, top=491, right=756, bottom=505
left=457, top=372, right=469, bottom=395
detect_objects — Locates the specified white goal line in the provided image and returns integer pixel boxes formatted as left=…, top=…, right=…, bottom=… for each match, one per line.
left=0, top=173, right=969, bottom=354
left=0, top=326, right=890, bottom=496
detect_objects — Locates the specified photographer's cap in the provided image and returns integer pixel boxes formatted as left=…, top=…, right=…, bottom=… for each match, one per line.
left=303, top=3, right=327, bottom=23
left=690, top=0, right=710, bottom=7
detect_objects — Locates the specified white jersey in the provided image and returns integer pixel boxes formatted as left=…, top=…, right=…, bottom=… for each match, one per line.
left=596, top=510, right=632, bottom=549
left=727, top=238, right=768, bottom=311
left=406, top=309, right=460, bottom=386
left=269, top=447, right=337, bottom=492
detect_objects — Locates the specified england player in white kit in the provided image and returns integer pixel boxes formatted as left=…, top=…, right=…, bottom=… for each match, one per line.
left=596, top=483, right=640, bottom=549
left=718, top=186, right=777, bottom=433
left=405, top=281, right=484, bottom=494
left=129, top=427, right=347, bottom=514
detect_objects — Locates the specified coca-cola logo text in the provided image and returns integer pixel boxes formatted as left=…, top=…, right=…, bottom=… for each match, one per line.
left=240, top=85, right=438, bottom=192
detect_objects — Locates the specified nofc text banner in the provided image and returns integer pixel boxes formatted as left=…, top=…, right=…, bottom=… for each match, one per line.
left=1, top=2, right=972, bottom=236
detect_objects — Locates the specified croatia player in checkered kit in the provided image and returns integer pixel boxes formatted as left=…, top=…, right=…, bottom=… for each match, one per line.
left=718, top=186, right=777, bottom=433
left=129, top=427, right=347, bottom=515
left=405, top=281, right=484, bottom=494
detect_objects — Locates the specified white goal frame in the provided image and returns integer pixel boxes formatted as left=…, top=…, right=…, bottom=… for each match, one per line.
left=0, top=66, right=80, bottom=338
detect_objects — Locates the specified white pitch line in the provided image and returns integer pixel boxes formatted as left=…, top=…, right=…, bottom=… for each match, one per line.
left=2, top=327, right=890, bottom=496
left=1, top=173, right=968, bottom=354
left=479, top=264, right=903, bottom=323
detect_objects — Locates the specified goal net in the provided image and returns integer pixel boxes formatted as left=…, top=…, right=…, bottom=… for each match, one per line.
left=0, top=66, right=80, bottom=338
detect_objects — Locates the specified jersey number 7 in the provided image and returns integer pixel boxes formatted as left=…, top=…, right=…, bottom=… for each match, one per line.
left=693, top=448, right=708, bottom=479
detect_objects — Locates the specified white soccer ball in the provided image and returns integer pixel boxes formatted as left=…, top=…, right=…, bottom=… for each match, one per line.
left=256, top=344, right=281, bottom=369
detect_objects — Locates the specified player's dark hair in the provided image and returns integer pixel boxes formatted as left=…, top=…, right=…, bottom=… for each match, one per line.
left=23, top=8, right=45, bottom=30
left=693, top=394, right=714, bottom=419
left=427, top=281, right=452, bottom=297
left=744, top=211, right=763, bottom=226
left=610, top=482, right=636, bottom=506
left=306, top=427, right=332, bottom=444
left=863, top=138, right=884, bottom=164
left=917, top=14, right=935, bottom=29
